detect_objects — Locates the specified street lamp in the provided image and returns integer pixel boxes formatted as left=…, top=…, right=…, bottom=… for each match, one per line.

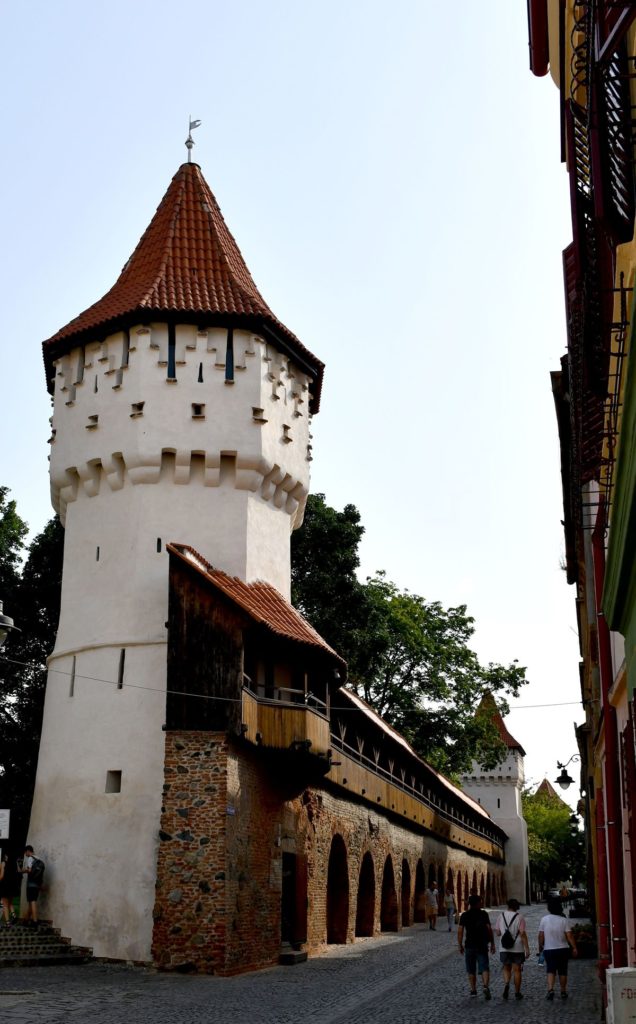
left=555, top=755, right=581, bottom=791
left=0, top=600, right=19, bottom=649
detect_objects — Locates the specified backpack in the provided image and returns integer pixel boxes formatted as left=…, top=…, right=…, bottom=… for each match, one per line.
left=500, top=912, right=519, bottom=949
left=28, top=858, right=45, bottom=885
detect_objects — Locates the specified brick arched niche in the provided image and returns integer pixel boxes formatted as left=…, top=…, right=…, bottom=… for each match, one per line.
left=401, top=859, right=411, bottom=927
left=414, top=859, right=427, bottom=922
left=327, top=834, right=349, bottom=944
left=380, top=856, right=398, bottom=932
left=355, top=852, right=375, bottom=937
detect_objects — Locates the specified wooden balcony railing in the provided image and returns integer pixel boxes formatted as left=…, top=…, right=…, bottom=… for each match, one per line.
left=241, top=687, right=331, bottom=756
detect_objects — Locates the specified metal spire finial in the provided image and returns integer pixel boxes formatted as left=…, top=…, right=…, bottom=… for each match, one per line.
left=185, top=116, right=202, bottom=162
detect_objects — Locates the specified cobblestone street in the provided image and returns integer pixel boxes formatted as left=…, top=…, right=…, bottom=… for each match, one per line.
left=0, top=904, right=600, bottom=1024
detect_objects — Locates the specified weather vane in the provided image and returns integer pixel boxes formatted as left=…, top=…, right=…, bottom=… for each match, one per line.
left=185, top=116, right=202, bottom=162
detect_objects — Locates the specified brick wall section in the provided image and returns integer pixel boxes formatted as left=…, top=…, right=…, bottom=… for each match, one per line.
left=152, top=732, right=507, bottom=975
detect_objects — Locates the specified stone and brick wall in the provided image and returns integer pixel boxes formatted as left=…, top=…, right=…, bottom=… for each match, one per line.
left=152, top=731, right=506, bottom=975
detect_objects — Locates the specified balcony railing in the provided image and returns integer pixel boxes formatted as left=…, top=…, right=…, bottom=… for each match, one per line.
left=241, top=687, right=331, bottom=756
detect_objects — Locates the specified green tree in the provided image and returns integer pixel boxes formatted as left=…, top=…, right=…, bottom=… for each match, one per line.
left=0, top=494, right=64, bottom=851
left=291, top=494, right=527, bottom=775
left=522, top=787, right=586, bottom=888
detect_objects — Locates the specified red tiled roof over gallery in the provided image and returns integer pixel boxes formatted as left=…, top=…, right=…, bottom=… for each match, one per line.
left=42, top=162, right=324, bottom=410
left=167, top=542, right=345, bottom=667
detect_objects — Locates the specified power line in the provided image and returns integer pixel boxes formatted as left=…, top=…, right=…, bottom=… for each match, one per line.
left=0, top=654, right=594, bottom=712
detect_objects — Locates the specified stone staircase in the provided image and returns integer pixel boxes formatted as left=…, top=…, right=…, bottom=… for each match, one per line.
left=0, top=920, right=92, bottom=967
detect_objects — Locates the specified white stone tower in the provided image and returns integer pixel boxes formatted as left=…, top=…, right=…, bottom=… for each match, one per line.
left=28, top=160, right=324, bottom=960
left=461, top=694, right=530, bottom=903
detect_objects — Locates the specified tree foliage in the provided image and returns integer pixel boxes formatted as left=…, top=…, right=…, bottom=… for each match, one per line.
left=522, top=787, right=586, bottom=888
left=0, top=490, right=64, bottom=851
left=292, top=493, right=528, bottom=775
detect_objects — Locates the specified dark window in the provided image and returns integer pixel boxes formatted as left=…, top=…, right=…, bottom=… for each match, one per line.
left=117, top=648, right=125, bottom=689
left=167, top=324, right=176, bottom=379
left=225, top=329, right=234, bottom=382
left=105, top=770, right=122, bottom=793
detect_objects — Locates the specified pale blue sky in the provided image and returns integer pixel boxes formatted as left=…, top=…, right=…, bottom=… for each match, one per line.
left=0, top=2, right=580, bottom=804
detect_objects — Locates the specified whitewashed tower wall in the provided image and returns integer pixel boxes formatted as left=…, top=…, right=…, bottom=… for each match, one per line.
left=28, top=319, right=313, bottom=960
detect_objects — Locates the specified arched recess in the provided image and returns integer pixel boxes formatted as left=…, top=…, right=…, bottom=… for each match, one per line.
left=456, top=870, right=462, bottom=913
left=327, top=834, right=349, bottom=944
left=486, top=874, right=492, bottom=908
left=428, top=862, right=436, bottom=888
left=464, top=873, right=469, bottom=907
left=381, top=856, right=398, bottom=932
left=471, top=870, right=478, bottom=895
left=491, top=874, right=498, bottom=906
left=479, top=873, right=485, bottom=901
left=401, top=859, right=411, bottom=927
left=355, top=852, right=375, bottom=937
left=414, top=859, right=427, bottom=922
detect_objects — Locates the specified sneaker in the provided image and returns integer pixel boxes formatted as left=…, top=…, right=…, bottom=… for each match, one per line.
left=561, top=992, right=568, bottom=1000
left=546, top=991, right=554, bottom=1001
left=484, top=988, right=492, bottom=1001
left=515, top=992, right=523, bottom=1000
left=470, top=990, right=477, bottom=997
left=503, top=984, right=510, bottom=1000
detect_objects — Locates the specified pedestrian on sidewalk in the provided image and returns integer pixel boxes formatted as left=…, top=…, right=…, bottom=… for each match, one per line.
left=538, top=896, right=578, bottom=1000
left=0, top=852, right=17, bottom=926
left=444, top=888, right=456, bottom=932
left=458, top=893, right=495, bottom=1000
left=20, top=845, right=45, bottom=927
left=425, top=882, right=439, bottom=930
left=495, top=898, right=530, bottom=1000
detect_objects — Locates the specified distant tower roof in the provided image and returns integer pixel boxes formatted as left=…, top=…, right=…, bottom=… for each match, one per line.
left=476, top=691, right=526, bottom=756
left=43, top=162, right=324, bottom=410
left=535, top=778, right=568, bottom=804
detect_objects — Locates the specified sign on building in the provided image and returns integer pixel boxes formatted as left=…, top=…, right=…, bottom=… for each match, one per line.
left=0, top=809, right=9, bottom=839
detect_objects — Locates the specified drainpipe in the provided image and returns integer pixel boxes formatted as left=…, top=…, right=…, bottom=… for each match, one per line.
left=595, top=790, right=611, bottom=959
left=592, top=508, right=627, bottom=967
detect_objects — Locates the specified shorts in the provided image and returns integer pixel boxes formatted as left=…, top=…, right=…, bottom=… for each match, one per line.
left=543, top=948, right=570, bottom=976
left=465, top=948, right=489, bottom=974
left=500, top=951, right=525, bottom=966
left=26, top=886, right=40, bottom=903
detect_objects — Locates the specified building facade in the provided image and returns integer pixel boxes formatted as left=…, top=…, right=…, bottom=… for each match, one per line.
left=528, top=0, right=636, bottom=972
left=29, top=156, right=509, bottom=972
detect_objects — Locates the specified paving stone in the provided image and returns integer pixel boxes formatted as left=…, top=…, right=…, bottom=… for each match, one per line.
left=0, top=904, right=601, bottom=1024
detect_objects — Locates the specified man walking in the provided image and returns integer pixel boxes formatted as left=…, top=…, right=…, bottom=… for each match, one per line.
left=458, top=894, right=495, bottom=999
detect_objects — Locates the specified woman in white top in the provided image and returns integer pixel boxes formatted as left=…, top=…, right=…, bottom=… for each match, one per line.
left=538, top=896, right=578, bottom=1000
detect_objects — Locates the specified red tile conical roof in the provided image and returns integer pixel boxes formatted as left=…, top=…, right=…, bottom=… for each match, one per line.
left=476, top=692, right=526, bottom=755
left=43, top=162, right=324, bottom=409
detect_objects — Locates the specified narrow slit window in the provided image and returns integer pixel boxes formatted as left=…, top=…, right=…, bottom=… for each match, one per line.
left=96, top=546, right=100, bottom=561
left=105, top=770, right=122, bottom=794
left=156, top=538, right=162, bottom=553
left=69, top=655, right=76, bottom=697
left=122, top=330, right=130, bottom=367
left=117, top=648, right=125, bottom=689
left=94, top=375, right=99, bottom=393
left=198, top=362, right=203, bottom=383
left=167, top=324, right=176, bottom=379
left=225, top=329, right=234, bottom=382
left=497, top=798, right=501, bottom=808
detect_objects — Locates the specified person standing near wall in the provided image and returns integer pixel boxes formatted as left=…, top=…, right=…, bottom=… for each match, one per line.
left=425, top=882, right=439, bottom=930
left=444, top=887, right=456, bottom=932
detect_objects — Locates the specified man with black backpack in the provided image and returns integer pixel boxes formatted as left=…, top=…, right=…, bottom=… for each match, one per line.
left=494, top=897, right=530, bottom=1000
left=21, top=845, right=45, bottom=927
